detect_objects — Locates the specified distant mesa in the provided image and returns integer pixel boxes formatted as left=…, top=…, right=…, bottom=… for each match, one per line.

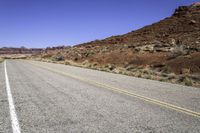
left=0, top=47, right=43, bottom=55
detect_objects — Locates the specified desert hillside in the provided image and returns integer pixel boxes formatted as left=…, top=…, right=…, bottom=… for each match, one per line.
left=34, top=3, right=200, bottom=87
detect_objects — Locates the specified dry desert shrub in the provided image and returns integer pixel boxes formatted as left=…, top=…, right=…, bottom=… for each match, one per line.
left=168, top=45, right=188, bottom=59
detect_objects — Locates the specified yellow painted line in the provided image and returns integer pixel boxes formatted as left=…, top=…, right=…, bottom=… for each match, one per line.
left=26, top=60, right=200, bottom=118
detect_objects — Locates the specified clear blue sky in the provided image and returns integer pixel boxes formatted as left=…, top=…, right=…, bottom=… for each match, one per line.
left=0, top=0, right=199, bottom=48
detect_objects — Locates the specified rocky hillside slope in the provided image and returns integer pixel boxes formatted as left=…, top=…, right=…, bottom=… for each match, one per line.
left=36, top=3, right=200, bottom=87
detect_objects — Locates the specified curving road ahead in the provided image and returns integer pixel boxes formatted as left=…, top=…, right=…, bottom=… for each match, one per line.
left=0, top=60, right=200, bottom=133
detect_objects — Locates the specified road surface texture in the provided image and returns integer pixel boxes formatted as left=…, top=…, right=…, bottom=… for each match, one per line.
left=0, top=60, right=200, bottom=133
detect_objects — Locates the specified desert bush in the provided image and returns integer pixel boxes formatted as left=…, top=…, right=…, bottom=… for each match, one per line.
left=105, top=64, right=115, bottom=71
left=184, top=77, right=193, bottom=86
left=181, top=68, right=190, bottom=75
left=167, top=73, right=176, bottom=80
left=125, top=65, right=136, bottom=71
left=162, top=66, right=172, bottom=74
left=65, top=61, right=71, bottom=65
left=168, top=44, right=187, bottom=59
left=53, top=55, right=65, bottom=61
left=137, top=73, right=142, bottom=78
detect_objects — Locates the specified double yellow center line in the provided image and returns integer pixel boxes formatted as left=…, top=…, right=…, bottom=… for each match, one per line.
left=27, top=61, right=200, bottom=118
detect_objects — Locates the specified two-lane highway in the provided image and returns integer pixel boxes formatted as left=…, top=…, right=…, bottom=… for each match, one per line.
left=0, top=60, right=200, bottom=132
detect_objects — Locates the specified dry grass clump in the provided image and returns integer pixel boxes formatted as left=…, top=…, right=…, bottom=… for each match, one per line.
left=178, top=76, right=193, bottom=86
left=32, top=56, right=200, bottom=87
left=0, top=58, right=4, bottom=63
left=183, top=77, right=193, bottom=86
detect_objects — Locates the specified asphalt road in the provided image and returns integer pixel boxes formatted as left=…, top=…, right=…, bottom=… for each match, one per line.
left=0, top=60, right=200, bottom=133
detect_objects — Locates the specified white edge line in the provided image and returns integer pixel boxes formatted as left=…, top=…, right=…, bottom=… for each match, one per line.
left=4, top=60, right=21, bottom=133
